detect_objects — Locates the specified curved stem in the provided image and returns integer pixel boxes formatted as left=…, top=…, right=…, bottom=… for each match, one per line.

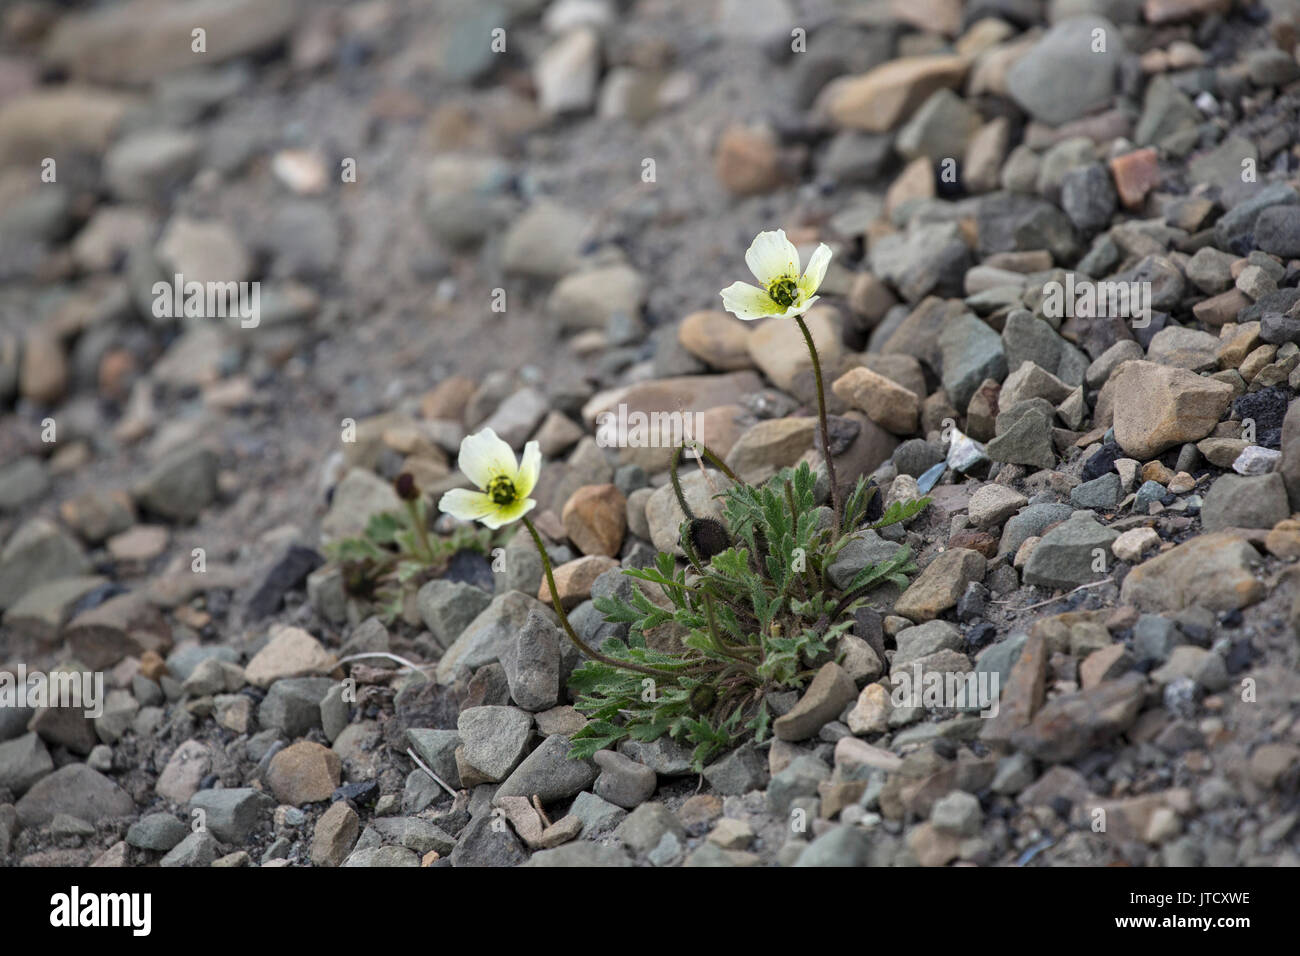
left=794, top=314, right=841, bottom=531
left=521, top=516, right=683, bottom=680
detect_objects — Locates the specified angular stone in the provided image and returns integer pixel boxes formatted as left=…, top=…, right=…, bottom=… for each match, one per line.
left=773, top=663, right=858, bottom=741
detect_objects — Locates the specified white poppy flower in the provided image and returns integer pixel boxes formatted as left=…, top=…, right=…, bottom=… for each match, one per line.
left=719, top=229, right=832, bottom=321
left=437, top=428, right=540, bottom=529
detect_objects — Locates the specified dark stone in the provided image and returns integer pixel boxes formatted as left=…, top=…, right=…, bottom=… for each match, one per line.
left=1259, top=311, right=1300, bottom=346
left=442, top=550, right=494, bottom=591
left=1081, top=441, right=1122, bottom=481
left=245, top=545, right=323, bottom=620
left=333, top=779, right=379, bottom=807
left=1232, top=387, right=1289, bottom=448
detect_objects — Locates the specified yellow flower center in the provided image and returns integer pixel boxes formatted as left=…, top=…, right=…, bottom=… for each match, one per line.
left=767, top=276, right=799, bottom=308
left=487, top=474, right=517, bottom=506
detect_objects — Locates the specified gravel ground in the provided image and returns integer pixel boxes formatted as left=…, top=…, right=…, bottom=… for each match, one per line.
left=1, top=0, right=1299, bottom=869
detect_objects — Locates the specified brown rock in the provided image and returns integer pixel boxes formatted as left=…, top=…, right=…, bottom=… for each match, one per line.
left=1120, top=532, right=1265, bottom=612
left=893, top=548, right=985, bottom=622
left=1010, top=673, right=1146, bottom=763
left=1080, top=643, right=1134, bottom=689
left=244, top=625, right=338, bottom=688
left=714, top=123, right=783, bottom=196
left=421, top=375, right=476, bottom=422
left=981, top=633, right=1047, bottom=743
left=310, top=800, right=359, bottom=866
left=64, top=591, right=172, bottom=670
left=821, top=55, right=969, bottom=132
left=539, top=555, right=619, bottom=609
left=1109, top=148, right=1160, bottom=208
left=19, top=329, right=66, bottom=405
left=678, top=310, right=753, bottom=370
left=724, top=417, right=818, bottom=484
left=266, top=741, right=342, bottom=805
left=1109, top=360, right=1234, bottom=459
left=832, top=366, right=920, bottom=435
left=773, top=662, right=858, bottom=741
left=562, top=484, right=627, bottom=557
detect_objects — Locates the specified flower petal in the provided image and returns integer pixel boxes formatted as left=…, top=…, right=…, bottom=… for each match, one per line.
left=457, top=428, right=518, bottom=489
left=516, top=440, right=541, bottom=497
left=745, top=229, right=800, bottom=286
left=480, top=495, right=536, bottom=529
left=437, top=488, right=498, bottom=523
left=799, top=243, right=832, bottom=297
left=785, top=294, right=819, bottom=319
left=720, top=281, right=781, bottom=321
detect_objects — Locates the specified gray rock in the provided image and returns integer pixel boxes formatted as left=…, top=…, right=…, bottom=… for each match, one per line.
left=343, top=845, right=422, bottom=867
left=188, top=788, right=274, bottom=843
left=794, top=824, right=876, bottom=866
left=1201, top=472, right=1289, bottom=531
left=987, top=402, right=1057, bottom=470
left=615, top=802, right=686, bottom=855
left=1255, top=205, right=1300, bottom=260
left=1006, top=17, right=1125, bottom=125
left=15, top=764, right=135, bottom=827
left=126, top=813, right=189, bottom=851
left=826, top=529, right=906, bottom=590
left=416, top=579, right=492, bottom=650
left=976, top=192, right=1079, bottom=263
left=767, top=755, right=832, bottom=816
left=1023, top=512, right=1119, bottom=589
left=368, top=816, right=456, bottom=855
left=133, top=446, right=219, bottom=523
left=0, top=732, right=53, bottom=796
left=494, top=734, right=598, bottom=802
left=938, top=312, right=1006, bottom=409
left=701, top=743, right=769, bottom=795
left=569, top=790, right=629, bottom=835
left=448, top=812, right=528, bottom=867
left=436, top=591, right=553, bottom=682
left=593, top=749, right=657, bottom=809
left=0, top=457, right=48, bottom=512
left=1135, top=74, right=1200, bottom=147
left=1070, top=472, right=1122, bottom=509
left=999, top=502, right=1074, bottom=557
left=522, top=841, right=634, bottom=867
left=870, top=221, right=971, bottom=302
left=1215, top=183, right=1297, bottom=252
left=894, top=620, right=963, bottom=667
left=500, top=608, right=561, bottom=712
left=0, top=517, right=91, bottom=611
left=458, top=706, right=533, bottom=782
left=258, top=677, right=335, bottom=737
left=616, top=737, right=696, bottom=776
left=931, top=790, right=982, bottom=835
left=160, top=830, right=221, bottom=867
left=405, top=729, right=462, bottom=790
left=975, top=632, right=1029, bottom=689
left=1060, top=163, right=1116, bottom=233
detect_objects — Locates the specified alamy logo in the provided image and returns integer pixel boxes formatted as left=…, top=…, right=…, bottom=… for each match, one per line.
left=594, top=403, right=705, bottom=455
left=890, top=664, right=1000, bottom=717
left=152, top=272, right=260, bottom=328
left=1041, top=272, right=1151, bottom=328
left=49, top=886, right=151, bottom=936
left=0, top=665, right=103, bottom=719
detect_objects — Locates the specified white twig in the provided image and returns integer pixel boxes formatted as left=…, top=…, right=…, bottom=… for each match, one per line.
left=337, top=651, right=434, bottom=672
left=992, top=578, right=1114, bottom=613
left=406, top=747, right=458, bottom=798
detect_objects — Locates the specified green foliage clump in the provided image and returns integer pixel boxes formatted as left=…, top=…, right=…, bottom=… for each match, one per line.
left=325, top=492, right=497, bottom=623
left=569, top=461, right=928, bottom=770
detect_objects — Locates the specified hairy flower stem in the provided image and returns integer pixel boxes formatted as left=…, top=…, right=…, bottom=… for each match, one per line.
left=404, top=499, right=436, bottom=564
left=669, top=441, right=745, bottom=520
left=794, top=314, right=841, bottom=531
left=521, top=516, right=682, bottom=680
